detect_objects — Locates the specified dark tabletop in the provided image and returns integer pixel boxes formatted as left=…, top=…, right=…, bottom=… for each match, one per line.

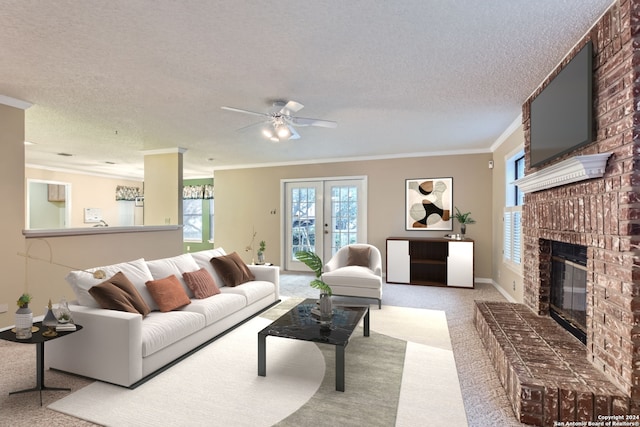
left=0, top=321, right=82, bottom=344
left=259, top=298, right=368, bottom=345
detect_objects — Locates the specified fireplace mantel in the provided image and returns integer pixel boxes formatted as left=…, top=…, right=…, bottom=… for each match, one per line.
left=514, top=153, right=611, bottom=193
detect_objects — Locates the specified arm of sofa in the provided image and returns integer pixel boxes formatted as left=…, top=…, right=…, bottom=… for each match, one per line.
left=45, top=304, right=144, bottom=388
left=248, top=264, right=280, bottom=299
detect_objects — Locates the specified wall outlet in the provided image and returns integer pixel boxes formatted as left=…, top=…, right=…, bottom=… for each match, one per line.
left=513, top=281, right=516, bottom=291
left=187, top=245, right=191, bottom=252
left=0, top=303, right=8, bottom=314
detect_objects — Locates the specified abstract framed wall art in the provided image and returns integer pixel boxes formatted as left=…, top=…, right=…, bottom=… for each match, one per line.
left=405, top=177, right=453, bottom=230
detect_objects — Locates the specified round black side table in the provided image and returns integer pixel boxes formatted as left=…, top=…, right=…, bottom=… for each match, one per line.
left=0, top=321, right=82, bottom=405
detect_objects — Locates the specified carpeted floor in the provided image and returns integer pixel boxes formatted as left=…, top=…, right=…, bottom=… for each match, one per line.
left=0, top=273, right=526, bottom=427
left=46, top=298, right=461, bottom=426
left=281, top=273, right=527, bottom=427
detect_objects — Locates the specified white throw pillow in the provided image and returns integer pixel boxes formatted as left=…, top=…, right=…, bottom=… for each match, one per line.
left=66, top=258, right=155, bottom=308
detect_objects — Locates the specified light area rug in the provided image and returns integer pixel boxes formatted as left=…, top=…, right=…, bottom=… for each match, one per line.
left=49, top=316, right=325, bottom=427
left=49, top=302, right=468, bottom=426
left=376, top=306, right=468, bottom=427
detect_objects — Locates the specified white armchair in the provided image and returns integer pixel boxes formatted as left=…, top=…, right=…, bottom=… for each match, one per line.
left=322, top=243, right=383, bottom=308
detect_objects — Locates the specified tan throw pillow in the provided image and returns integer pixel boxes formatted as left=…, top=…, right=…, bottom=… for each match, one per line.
left=89, top=271, right=151, bottom=316
left=347, top=246, right=371, bottom=267
left=183, top=268, right=221, bottom=299
left=145, top=275, right=191, bottom=312
left=210, top=252, right=255, bottom=287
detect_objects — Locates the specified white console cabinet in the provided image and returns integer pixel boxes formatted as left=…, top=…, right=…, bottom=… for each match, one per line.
left=386, top=237, right=474, bottom=288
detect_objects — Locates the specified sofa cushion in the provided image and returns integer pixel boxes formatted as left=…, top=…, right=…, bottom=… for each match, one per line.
left=66, top=258, right=155, bottom=308
left=141, top=310, right=206, bottom=357
left=210, top=252, right=255, bottom=287
left=88, top=271, right=151, bottom=316
left=220, top=280, right=275, bottom=305
left=182, top=293, right=247, bottom=325
left=183, top=268, right=221, bottom=299
left=190, top=248, right=227, bottom=287
left=145, top=275, right=191, bottom=312
left=347, top=246, right=371, bottom=267
left=146, top=254, right=201, bottom=301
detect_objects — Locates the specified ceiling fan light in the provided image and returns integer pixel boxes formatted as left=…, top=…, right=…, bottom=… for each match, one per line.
left=262, top=128, right=274, bottom=138
left=276, top=124, right=291, bottom=139
left=270, top=136, right=279, bottom=142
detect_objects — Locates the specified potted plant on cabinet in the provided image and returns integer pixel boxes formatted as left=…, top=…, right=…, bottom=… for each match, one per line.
left=454, top=207, right=476, bottom=237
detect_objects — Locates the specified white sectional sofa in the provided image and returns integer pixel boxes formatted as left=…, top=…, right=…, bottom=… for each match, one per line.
left=45, top=248, right=279, bottom=388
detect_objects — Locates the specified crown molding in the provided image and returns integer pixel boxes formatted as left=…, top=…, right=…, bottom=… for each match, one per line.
left=0, top=94, right=32, bottom=110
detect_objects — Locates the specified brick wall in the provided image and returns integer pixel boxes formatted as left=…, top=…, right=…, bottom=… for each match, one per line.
left=521, top=0, right=640, bottom=408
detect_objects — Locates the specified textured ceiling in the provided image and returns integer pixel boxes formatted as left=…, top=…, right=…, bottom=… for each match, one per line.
left=0, top=0, right=614, bottom=180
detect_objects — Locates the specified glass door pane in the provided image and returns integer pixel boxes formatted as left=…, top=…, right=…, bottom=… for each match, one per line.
left=285, top=181, right=323, bottom=271
left=327, top=183, right=360, bottom=259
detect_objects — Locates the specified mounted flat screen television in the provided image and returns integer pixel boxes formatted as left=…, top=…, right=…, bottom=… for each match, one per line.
left=529, top=40, right=593, bottom=168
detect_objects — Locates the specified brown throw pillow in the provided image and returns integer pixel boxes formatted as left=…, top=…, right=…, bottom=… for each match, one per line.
left=145, top=275, right=191, bottom=312
left=210, top=252, right=255, bottom=287
left=89, top=271, right=151, bottom=316
left=347, top=246, right=371, bottom=267
left=183, top=268, right=221, bottom=299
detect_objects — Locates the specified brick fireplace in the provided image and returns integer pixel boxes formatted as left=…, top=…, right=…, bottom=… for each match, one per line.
left=520, top=0, right=640, bottom=412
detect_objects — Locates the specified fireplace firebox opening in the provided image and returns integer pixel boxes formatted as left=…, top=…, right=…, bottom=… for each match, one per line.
left=549, top=241, right=587, bottom=344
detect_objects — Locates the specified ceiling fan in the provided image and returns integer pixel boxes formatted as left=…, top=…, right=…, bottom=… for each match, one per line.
left=221, top=100, right=337, bottom=142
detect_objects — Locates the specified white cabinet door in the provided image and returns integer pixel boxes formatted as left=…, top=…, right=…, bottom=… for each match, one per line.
left=386, top=240, right=410, bottom=283
left=447, top=241, right=474, bottom=287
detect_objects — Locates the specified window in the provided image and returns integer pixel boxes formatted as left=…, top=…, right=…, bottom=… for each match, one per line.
left=504, top=149, right=524, bottom=267
left=183, top=198, right=214, bottom=242
left=208, top=198, right=214, bottom=242
left=183, top=199, right=203, bottom=241
left=182, top=182, right=214, bottom=244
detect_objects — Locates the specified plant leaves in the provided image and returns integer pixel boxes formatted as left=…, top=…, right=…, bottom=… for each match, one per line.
left=310, top=278, right=332, bottom=295
left=294, top=251, right=323, bottom=278
left=294, top=250, right=332, bottom=295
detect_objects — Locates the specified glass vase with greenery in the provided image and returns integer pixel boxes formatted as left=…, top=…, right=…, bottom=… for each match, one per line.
left=257, top=240, right=266, bottom=264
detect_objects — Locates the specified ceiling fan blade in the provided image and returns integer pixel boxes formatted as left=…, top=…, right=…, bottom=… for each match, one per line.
left=221, top=106, right=270, bottom=118
left=288, top=125, right=300, bottom=140
left=280, top=101, right=304, bottom=116
left=236, top=120, right=270, bottom=132
left=290, top=116, right=338, bottom=128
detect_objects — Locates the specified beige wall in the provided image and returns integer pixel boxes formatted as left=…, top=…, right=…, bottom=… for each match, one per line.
left=26, top=167, right=143, bottom=228
left=491, top=124, right=525, bottom=302
left=10, top=229, right=183, bottom=326
left=214, top=153, right=494, bottom=280
left=144, top=152, right=183, bottom=226
left=0, top=103, right=27, bottom=327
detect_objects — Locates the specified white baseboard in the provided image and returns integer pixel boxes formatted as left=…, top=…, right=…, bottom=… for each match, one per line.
left=489, top=280, right=517, bottom=303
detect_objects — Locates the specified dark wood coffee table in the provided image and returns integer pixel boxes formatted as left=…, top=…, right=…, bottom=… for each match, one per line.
left=0, top=321, right=82, bottom=405
left=258, top=298, right=369, bottom=391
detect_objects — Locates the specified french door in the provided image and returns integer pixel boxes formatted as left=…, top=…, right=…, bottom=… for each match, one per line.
left=284, top=177, right=367, bottom=271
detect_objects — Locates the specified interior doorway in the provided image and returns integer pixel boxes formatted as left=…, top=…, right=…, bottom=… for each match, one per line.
left=26, top=179, right=71, bottom=229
